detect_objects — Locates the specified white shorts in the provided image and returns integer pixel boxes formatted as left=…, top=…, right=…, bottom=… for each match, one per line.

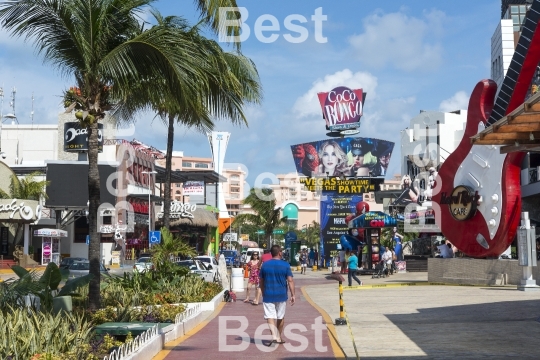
left=263, top=301, right=287, bottom=320
left=301, top=263, right=307, bottom=267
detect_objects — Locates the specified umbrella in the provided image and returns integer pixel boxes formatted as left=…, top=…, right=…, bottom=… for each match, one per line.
left=242, top=241, right=258, bottom=248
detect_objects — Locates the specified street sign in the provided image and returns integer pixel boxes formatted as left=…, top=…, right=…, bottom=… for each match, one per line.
left=273, top=229, right=284, bottom=234
left=223, top=233, right=238, bottom=242
left=86, top=235, right=90, bottom=245
left=149, top=231, right=161, bottom=244
left=256, top=230, right=265, bottom=235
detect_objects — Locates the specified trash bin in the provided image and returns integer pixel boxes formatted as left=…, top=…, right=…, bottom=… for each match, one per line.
left=231, top=267, right=244, bottom=292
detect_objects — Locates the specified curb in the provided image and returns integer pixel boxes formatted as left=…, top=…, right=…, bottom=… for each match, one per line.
left=342, top=281, right=514, bottom=290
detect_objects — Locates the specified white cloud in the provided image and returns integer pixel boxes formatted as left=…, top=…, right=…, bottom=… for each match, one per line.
left=348, top=10, right=445, bottom=72
left=439, top=91, right=469, bottom=112
left=292, top=69, right=378, bottom=118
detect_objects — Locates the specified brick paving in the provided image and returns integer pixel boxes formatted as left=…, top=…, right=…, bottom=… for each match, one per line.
left=163, top=275, right=341, bottom=360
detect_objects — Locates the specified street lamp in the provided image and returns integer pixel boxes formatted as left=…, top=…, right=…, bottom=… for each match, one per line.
left=142, top=170, right=157, bottom=247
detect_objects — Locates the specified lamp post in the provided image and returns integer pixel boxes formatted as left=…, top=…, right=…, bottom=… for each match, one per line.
left=142, top=170, right=157, bottom=247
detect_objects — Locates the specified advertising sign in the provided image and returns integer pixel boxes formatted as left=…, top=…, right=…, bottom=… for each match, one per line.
left=299, top=177, right=383, bottom=194
left=349, top=211, right=397, bottom=228
left=320, top=193, right=363, bottom=262
left=291, top=137, right=394, bottom=178
left=317, top=87, right=366, bottom=131
left=63, top=122, right=104, bottom=152
left=183, top=181, right=205, bottom=196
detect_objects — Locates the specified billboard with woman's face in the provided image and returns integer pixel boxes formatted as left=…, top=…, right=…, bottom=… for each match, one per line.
left=290, top=137, right=394, bottom=178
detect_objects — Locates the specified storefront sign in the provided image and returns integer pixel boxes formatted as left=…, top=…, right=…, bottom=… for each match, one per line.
left=128, top=198, right=149, bottom=214
left=64, top=122, right=104, bottom=152
left=317, top=87, right=365, bottom=131
left=183, top=181, right=205, bottom=196
left=440, top=185, right=480, bottom=221
left=0, top=199, right=42, bottom=222
left=157, top=201, right=197, bottom=219
left=99, top=223, right=134, bottom=234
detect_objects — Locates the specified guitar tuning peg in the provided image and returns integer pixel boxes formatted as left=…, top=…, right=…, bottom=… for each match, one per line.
left=491, top=194, right=499, bottom=203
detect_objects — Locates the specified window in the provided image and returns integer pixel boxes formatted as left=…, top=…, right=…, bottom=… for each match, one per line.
left=195, top=163, right=209, bottom=169
left=175, top=190, right=181, bottom=194
left=175, top=168, right=180, bottom=172
left=182, top=162, right=192, bottom=167
left=230, top=175, right=240, bottom=180
left=175, top=183, right=181, bottom=188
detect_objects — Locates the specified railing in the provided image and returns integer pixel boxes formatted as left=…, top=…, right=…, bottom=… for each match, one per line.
left=175, top=303, right=202, bottom=323
left=529, top=168, right=538, bottom=183
left=102, top=324, right=159, bottom=360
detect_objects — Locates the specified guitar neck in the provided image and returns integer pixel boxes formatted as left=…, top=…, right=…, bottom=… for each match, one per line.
left=488, top=0, right=540, bottom=126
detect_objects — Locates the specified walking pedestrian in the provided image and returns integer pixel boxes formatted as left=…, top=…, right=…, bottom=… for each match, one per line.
left=347, top=250, right=363, bottom=286
left=308, top=248, right=315, bottom=267
left=243, top=252, right=261, bottom=305
left=300, top=249, right=308, bottom=274
left=259, top=245, right=295, bottom=347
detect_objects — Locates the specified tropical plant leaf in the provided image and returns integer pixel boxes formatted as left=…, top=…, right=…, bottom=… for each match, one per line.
left=10, top=265, right=30, bottom=279
left=58, top=274, right=93, bottom=297
left=39, top=262, right=63, bottom=291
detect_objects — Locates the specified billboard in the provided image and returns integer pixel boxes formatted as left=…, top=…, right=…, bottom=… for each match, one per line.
left=317, top=87, right=366, bottom=132
left=320, top=193, right=362, bottom=262
left=64, top=122, right=104, bottom=152
left=183, top=181, right=205, bottom=196
left=291, top=137, right=394, bottom=178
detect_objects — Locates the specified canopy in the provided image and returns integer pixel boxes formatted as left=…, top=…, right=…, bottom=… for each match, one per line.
left=33, top=228, right=68, bottom=237
left=242, top=241, right=258, bottom=248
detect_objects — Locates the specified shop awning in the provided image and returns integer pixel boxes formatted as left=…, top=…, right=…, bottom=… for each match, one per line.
left=154, top=166, right=227, bottom=184
left=471, top=91, right=540, bottom=153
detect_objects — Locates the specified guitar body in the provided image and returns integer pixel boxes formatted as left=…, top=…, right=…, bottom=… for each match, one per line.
left=433, top=80, right=523, bottom=257
left=432, top=0, right=540, bottom=257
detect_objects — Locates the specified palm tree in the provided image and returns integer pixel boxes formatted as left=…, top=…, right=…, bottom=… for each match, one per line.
left=303, top=221, right=321, bottom=248
left=0, top=0, right=245, bottom=310
left=233, top=188, right=288, bottom=249
left=150, top=228, right=196, bottom=271
left=0, top=172, right=49, bottom=246
left=147, top=15, right=261, bottom=230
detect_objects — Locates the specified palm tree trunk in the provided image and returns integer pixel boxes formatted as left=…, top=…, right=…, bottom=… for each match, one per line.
left=265, top=234, right=271, bottom=250
left=163, top=113, right=175, bottom=229
left=87, top=120, right=101, bottom=311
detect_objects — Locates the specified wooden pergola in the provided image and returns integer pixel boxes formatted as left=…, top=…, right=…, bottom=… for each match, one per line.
left=471, top=91, right=540, bottom=153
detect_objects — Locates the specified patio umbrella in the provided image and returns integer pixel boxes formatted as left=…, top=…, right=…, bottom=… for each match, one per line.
left=242, top=241, right=258, bottom=248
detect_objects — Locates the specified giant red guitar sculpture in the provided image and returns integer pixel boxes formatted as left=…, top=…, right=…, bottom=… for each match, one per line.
left=432, top=0, right=540, bottom=257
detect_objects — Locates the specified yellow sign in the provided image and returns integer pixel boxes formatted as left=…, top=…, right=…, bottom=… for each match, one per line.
left=299, top=178, right=376, bottom=194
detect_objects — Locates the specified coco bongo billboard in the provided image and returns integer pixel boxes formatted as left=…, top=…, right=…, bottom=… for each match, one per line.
left=317, top=87, right=366, bottom=132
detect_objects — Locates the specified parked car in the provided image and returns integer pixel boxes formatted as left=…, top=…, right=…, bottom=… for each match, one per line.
left=176, top=259, right=214, bottom=282
left=220, top=250, right=240, bottom=267
left=59, top=257, right=87, bottom=269
left=67, top=260, right=110, bottom=279
left=133, top=257, right=154, bottom=273
left=195, top=255, right=219, bottom=268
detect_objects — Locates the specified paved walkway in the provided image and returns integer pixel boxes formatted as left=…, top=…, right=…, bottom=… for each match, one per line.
left=159, top=271, right=343, bottom=360
left=156, top=268, right=540, bottom=359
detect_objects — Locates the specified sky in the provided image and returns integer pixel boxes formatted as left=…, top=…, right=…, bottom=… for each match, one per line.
left=0, top=0, right=501, bottom=189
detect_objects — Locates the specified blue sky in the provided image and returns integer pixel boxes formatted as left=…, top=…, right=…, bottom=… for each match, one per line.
left=0, top=0, right=500, bottom=187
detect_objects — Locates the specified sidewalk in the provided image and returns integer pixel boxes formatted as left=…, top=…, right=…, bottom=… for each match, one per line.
left=157, top=268, right=344, bottom=360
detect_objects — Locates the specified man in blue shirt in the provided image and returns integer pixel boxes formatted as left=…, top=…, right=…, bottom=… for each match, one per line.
left=259, top=245, right=295, bottom=346
left=347, top=250, right=363, bottom=287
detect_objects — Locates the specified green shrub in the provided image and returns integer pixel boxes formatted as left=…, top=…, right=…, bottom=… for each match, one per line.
left=0, top=307, right=93, bottom=360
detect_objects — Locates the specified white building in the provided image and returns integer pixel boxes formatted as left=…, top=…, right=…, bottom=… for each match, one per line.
left=400, top=110, right=467, bottom=181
